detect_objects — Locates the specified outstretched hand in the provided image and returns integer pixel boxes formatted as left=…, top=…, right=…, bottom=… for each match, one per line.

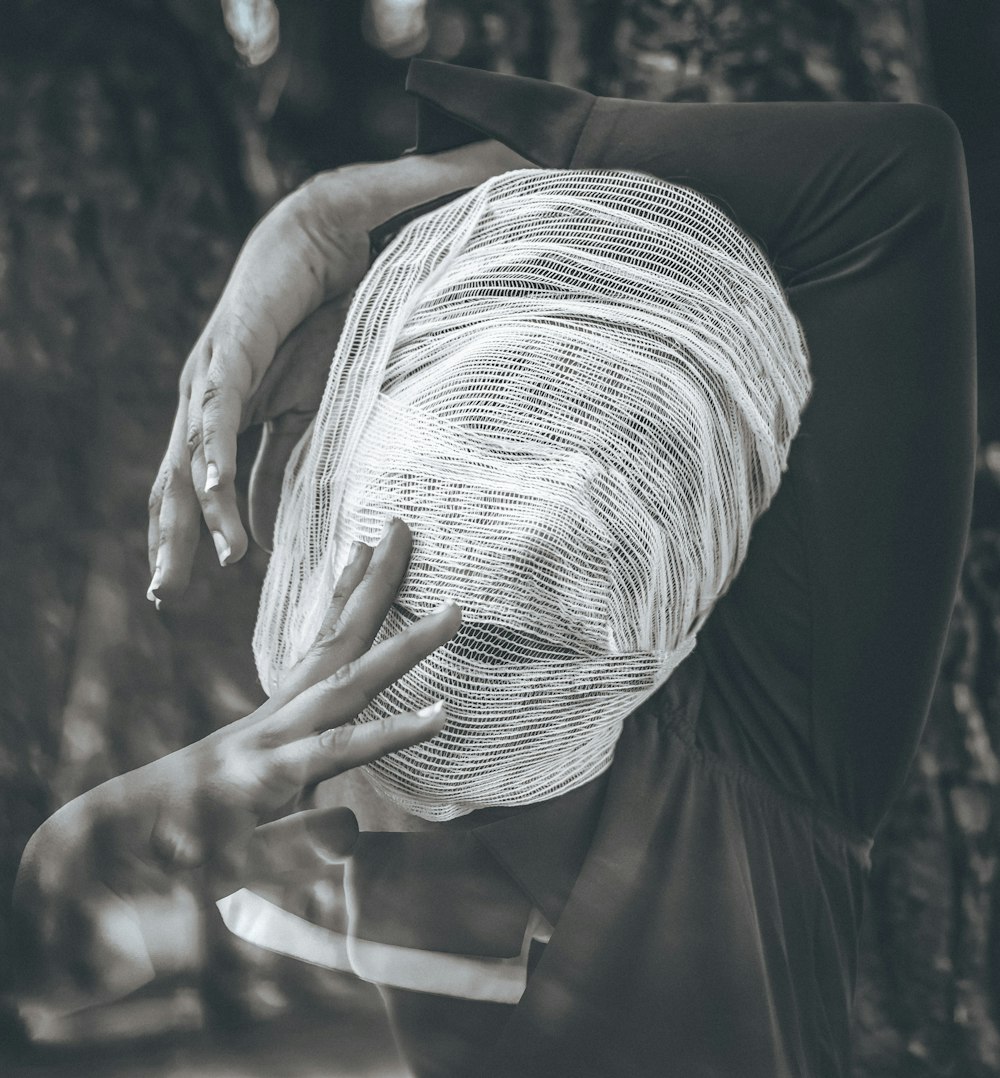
left=15, top=520, right=459, bottom=1014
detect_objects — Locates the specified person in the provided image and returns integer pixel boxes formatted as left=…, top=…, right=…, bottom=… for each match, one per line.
left=209, top=154, right=812, bottom=1076
left=31, top=60, right=976, bottom=1077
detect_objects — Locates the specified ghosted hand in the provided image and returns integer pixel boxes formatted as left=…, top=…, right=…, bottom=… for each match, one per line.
left=14, top=520, right=459, bottom=1015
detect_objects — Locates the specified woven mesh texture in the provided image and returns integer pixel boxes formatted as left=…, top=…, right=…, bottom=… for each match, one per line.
left=255, top=169, right=811, bottom=820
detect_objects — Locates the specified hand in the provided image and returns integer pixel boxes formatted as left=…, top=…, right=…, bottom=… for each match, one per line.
left=146, top=171, right=372, bottom=602
left=14, top=520, right=460, bottom=1014
left=146, top=141, right=533, bottom=604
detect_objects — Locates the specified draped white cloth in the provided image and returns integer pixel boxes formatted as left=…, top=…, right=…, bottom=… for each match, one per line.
left=255, top=169, right=810, bottom=820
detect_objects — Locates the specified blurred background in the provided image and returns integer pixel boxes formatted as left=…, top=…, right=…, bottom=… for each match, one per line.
left=1, top=1, right=998, bottom=1075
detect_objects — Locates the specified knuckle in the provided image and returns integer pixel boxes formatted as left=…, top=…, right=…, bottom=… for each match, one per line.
left=261, top=753, right=291, bottom=790
left=376, top=711, right=402, bottom=740
left=332, top=657, right=359, bottom=685
left=325, top=659, right=372, bottom=711
left=148, top=465, right=173, bottom=509
left=285, top=183, right=322, bottom=229
left=307, top=631, right=338, bottom=661
left=329, top=582, right=351, bottom=606
left=339, top=624, right=374, bottom=657
left=159, top=465, right=189, bottom=502
left=252, top=722, right=285, bottom=752
left=200, top=382, right=240, bottom=439
left=323, top=724, right=356, bottom=757
left=211, top=742, right=258, bottom=797
left=201, top=381, right=224, bottom=409
left=185, top=424, right=204, bottom=458
left=193, top=483, right=213, bottom=514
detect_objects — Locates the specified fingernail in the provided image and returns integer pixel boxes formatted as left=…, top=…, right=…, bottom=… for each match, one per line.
left=212, top=530, right=232, bottom=566
left=382, top=516, right=407, bottom=539
left=154, top=597, right=162, bottom=612
left=415, top=700, right=445, bottom=722
left=205, top=462, right=220, bottom=492
left=431, top=599, right=459, bottom=617
left=146, top=567, right=162, bottom=602
left=348, top=540, right=369, bottom=565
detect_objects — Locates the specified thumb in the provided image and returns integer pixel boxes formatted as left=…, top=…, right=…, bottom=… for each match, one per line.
left=242, top=807, right=360, bottom=889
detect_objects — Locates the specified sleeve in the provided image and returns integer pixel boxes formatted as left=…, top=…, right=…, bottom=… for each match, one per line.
left=405, top=61, right=977, bottom=835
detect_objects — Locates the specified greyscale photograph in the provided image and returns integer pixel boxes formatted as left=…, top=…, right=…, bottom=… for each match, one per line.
left=1, top=2, right=997, bottom=1076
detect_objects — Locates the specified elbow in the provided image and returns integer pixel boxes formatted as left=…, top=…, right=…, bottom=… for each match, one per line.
left=887, top=103, right=969, bottom=219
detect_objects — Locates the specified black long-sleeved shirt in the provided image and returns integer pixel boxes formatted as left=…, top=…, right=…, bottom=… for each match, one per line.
left=382, top=60, right=977, bottom=1078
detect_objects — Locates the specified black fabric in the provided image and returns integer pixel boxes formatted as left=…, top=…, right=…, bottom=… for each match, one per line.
left=407, top=61, right=595, bottom=166
left=360, top=61, right=976, bottom=1078
left=471, top=769, right=609, bottom=927
left=369, top=187, right=474, bottom=259
left=348, top=831, right=531, bottom=957
left=490, top=664, right=870, bottom=1078
left=407, top=60, right=976, bottom=836
left=378, top=987, right=516, bottom=1078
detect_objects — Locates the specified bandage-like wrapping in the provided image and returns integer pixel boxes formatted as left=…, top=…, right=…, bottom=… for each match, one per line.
left=255, top=169, right=811, bottom=820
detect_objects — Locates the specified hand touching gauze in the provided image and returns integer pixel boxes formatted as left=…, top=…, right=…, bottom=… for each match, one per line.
left=255, top=169, right=811, bottom=820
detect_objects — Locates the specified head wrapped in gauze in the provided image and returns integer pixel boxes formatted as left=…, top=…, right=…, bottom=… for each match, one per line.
left=255, top=169, right=811, bottom=820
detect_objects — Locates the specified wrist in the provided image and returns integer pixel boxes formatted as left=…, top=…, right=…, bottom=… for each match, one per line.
left=305, top=140, right=536, bottom=235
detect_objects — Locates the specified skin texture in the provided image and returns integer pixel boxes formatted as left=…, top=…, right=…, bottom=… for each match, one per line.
left=15, top=520, right=460, bottom=1015
left=146, top=140, right=532, bottom=602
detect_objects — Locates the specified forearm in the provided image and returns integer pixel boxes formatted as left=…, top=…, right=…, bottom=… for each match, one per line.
left=302, top=139, right=535, bottom=273
left=401, top=61, right=977, bottom=828
left=351, top=140, right=535, bottom=227
left=201, top=140, right=532, bottom=403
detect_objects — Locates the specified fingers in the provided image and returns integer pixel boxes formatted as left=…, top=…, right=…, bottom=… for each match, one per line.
left=332, top=516, right=415, bottom=656
left=258, top=540, right=374, bottom=715
left=263, top=596, right=461, bottom=742
left=150, top=189, right=360, bottom=598
left=270, top=515, right=416, bottom=710
left=185, top=356, right=250, bottom=571
left=223, top=585, right=456, bottom=808
left=242, top=807, right=361, bottom=888
left=317, top=541, right=376, bottom=638
left=195, top=332, right=259, bottom=560
left=147, top=332, right=255, bottom=600
left=241, top=294, right=355, bottom=553
left=147, top=404, right=201, bottom=601
left=200, top=381, right=244, bottom=497
left=268, top=700, right=448, bottom=795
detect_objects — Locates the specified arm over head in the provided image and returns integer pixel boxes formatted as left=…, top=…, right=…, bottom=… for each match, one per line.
left=406, top=60, right=976, bottom=832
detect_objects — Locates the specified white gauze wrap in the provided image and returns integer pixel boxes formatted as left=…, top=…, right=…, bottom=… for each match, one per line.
left=255, top=169, right=811, bottom=821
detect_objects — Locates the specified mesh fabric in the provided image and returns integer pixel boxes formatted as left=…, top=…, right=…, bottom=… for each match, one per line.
left=255, top=169, right=811, bottom=820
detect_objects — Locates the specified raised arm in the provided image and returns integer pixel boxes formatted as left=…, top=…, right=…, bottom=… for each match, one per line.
left=147, top=139, right=531, bottom=600
left=405, top=60, right=976, bottom=832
